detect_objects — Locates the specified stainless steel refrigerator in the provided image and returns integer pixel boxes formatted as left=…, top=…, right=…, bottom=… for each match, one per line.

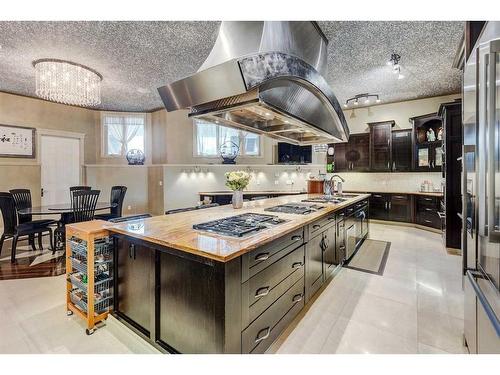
left=462, top=21, right=500, bottom=354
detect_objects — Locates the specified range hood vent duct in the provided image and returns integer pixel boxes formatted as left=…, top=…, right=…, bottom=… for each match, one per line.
left=158, top=21, right=350, bottom=145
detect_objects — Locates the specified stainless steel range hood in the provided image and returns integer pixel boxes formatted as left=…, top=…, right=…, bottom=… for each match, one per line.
left=158, top=21, right=349, bottom=145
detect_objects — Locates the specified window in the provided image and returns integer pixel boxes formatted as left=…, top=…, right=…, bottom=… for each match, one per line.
left=101, top=113, right=145, bottom=157
left=194, top=120, right=261, bottom=157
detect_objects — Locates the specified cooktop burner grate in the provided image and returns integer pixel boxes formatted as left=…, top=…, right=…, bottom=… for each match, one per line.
left=264, top=203, right=325, bottom=215
left=193, top=213, right=286, bottom=237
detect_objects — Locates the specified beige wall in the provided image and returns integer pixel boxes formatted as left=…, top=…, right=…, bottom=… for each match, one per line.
left=0, top=92, right=98, bottom=165
left=151, top=109, right=276, bottom=165
left=85, top=165, right=149, bottom=215
left=343, top=94, right=461, bottom=134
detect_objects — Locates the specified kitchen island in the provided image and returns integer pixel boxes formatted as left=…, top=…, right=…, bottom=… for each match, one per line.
left=104, top=193, right=370, bottom=353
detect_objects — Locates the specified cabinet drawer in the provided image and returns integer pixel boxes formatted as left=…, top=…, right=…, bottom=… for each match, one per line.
left=244, top=245, right=304, bottom=314
left=243, top=258, right=304, bottom=327
left=309, top=214, right=336, bottom=237
left=242, top=276, right=305, bottom=353
left=416, top=196, right=438, bottom=207
left=242, top=227, right=304, bottom=282
left=417, top=211, right=440, bottom=228
left=391, top=194, right=410, bottom=202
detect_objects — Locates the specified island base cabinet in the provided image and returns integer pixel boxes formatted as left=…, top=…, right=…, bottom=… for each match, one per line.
left=242, top=277, right=305, bottom=353
left=158, top=252, right=241, bottom=354
left=305, top=233, right=324, bottom=302
left=115, top=238, right=152, bottom=336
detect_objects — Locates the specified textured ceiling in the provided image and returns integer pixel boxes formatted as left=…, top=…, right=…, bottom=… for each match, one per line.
left=0, top=21, right=463, bottom=112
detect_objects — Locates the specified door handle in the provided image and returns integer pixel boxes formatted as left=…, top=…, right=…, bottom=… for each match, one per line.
left=254, top=252, right=270, bottom=262
left=292, top=262, right=303, bottom=269
left=487, top=43, right=500, bottom=243
left=292, top=293, right=303, bottom=303
left=255, top=286, right=270, bottom=298
left=255, top=327, right=270, bottom=343
left=466, top=270, right=500, bottom=336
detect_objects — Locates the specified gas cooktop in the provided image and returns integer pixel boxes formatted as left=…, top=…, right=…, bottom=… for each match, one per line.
left=301, top=196, right=347, bottom=204
left=264, top=203, right=325, bottom=215
left=193, top=213, right=286, bottom=237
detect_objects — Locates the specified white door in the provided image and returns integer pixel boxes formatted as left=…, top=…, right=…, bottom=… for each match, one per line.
left=41, top=135, right=81, bottom=206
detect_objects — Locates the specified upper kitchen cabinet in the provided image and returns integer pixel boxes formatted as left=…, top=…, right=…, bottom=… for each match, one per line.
left=410, top=113, right=443, bottom=172
left=392, top=129, right=413, bottom=172
left=369, top=121, right=395, bottom=171
left=328, top=133, right=370, bottom=172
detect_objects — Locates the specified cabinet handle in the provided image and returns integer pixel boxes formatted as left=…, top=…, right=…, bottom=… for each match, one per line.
left=424, top=220, right=432, bottom=223
left=328, top=216, right=335, bottom=221
left=292, top=293, right=303, bottom=303
left=313, top=224, right=321, bottom=230
left=387, top=138, right=390, bottom=146
left=387, top=161, right=390, bottom=169
left=255, top=327, right=270, bottom=343
left=291, top=235, right=303, bottom=241
left=254, top=252, right=270, bottom=262
left=388, top=202, right=392, bottom=210
left=374, top=194, right=382, bottom=198
left=393, top=161, right=396, bottom=171
left=292, top=262, right=304, bottom=269
left=255, top=286, right=270, bottom=298
left=129, top=244, right=135, bottom=259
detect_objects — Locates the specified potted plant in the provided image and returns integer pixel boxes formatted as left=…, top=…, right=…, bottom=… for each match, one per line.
left=225, top=170, right=251, bottom=209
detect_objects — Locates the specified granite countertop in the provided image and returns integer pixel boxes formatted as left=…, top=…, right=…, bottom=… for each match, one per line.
left=105, top=193, right=370, bottom=263
left=344, top=190, right=443, bottom=197
left=198, top=190, right=305, bottom=196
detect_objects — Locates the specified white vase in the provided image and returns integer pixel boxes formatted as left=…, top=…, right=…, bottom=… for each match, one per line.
left=232, top=190, right=244, bottom=209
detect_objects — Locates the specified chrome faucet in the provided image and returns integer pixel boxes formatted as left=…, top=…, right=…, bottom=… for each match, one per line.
left=324, top=174, right=345, bottom=196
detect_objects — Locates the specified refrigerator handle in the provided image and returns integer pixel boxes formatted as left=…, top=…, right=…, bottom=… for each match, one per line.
left=466, top=270, right=500, bottom=337
left=487, top=41, right=500, bottom=243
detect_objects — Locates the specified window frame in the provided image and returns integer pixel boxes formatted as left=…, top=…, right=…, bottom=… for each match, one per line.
left=100, top=112, right=147, bottom=158
left=192, top=120, right=263, bottom=158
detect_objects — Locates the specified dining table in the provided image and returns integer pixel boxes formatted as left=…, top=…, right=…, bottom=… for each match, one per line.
left=19, top=202, right=117, bottom=250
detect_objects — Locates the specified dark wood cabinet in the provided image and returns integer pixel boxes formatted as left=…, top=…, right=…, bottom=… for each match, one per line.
left=369, top=193, right=411, bottom=223
left=323, top=225, right=337, bottom=278
left=115, top=238, right=152, bottom=335
left=415, top=196, right=441, bottom=229
left=330, top=133, right=369, bottom=172
left=369, top=193, right=390, bottom=220
left=369, top=121, right=394, bottom=171
left=305, top=232, right=324, bottom=301
left=389, top=194, right=412, bottom=222
left=410, top=113, right=443, bottom=172
left=392, top=129, right=413, bottom=171
left=439, top=101, right=463, bottom=249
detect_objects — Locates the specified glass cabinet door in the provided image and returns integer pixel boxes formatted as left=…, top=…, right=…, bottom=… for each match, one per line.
left=418, top=147, right=430, bottom=168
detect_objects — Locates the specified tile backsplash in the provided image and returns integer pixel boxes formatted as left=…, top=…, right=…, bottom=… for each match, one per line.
left=330, top=172, right=443, bottom=193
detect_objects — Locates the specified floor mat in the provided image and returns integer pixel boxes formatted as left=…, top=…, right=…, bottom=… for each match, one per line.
left=345, top=239, right=391, bottom=275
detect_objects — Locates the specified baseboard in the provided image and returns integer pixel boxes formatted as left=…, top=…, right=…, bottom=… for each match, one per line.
left=369, top=219, right=441, bottom=234
left=105, top=314, right=161, bottom=354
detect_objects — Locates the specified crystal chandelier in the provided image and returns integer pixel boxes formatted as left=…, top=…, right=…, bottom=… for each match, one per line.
left=33, top=59, right=103, bottom=107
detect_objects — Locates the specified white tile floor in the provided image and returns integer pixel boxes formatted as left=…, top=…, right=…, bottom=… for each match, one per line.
left=273, top=223, right=468, bottom=354
left=0, top=223, right=468, bottom=354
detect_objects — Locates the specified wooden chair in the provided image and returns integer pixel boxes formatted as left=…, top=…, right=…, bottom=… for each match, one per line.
left=9, top=189, right=56, bottom=250
left=94, top=186, right=127, bottom=221
left=0, top=192, right=54, bottom=263
left=54, top=190, right=100, bottom=251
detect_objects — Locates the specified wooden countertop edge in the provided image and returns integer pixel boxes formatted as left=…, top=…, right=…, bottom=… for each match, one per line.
left=106, top=193, right=371, bottom=263
left=344, top=190, right=443, bottom=197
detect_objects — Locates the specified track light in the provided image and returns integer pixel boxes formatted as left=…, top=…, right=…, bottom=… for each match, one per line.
left=344, top=93, right=380, bottom=108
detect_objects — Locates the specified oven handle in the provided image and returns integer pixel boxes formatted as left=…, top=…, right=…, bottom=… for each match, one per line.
left=466, top=270, right=500, bottom=337
left=487, top=41, right=500, bottom=243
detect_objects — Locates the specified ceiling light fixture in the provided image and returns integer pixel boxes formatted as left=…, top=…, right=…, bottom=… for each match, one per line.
left=388, top=52, right=404, bottom=80
left=344, top=93, right=381, bottom=108
left=33, top=59, right=102, bottom=107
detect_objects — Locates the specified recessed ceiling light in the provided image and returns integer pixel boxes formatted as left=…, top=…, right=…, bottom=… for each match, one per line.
left=354, top=99, right=359, bottom=106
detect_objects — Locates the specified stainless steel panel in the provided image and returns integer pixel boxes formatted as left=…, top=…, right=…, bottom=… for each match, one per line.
left=464, top=273, right=477, bottom=353
left=157, top=21, right=349, bottom=145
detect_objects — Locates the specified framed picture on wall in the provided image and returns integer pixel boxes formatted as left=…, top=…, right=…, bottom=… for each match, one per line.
left=0, top=124, right=36, bottom=158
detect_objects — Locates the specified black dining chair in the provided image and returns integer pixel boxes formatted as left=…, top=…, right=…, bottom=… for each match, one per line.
left=9, top=189, right=56, bottom=250
left=94, top=186, right=127, bottom=221
left=59, top=186, right=92, bottom=226
left=53, top=190, right=100, bottom=251
left=0, top=192, right=54, bottom=263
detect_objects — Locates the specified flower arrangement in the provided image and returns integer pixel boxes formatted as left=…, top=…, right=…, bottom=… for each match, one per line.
left=225, top=170, right=251, bottom=191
